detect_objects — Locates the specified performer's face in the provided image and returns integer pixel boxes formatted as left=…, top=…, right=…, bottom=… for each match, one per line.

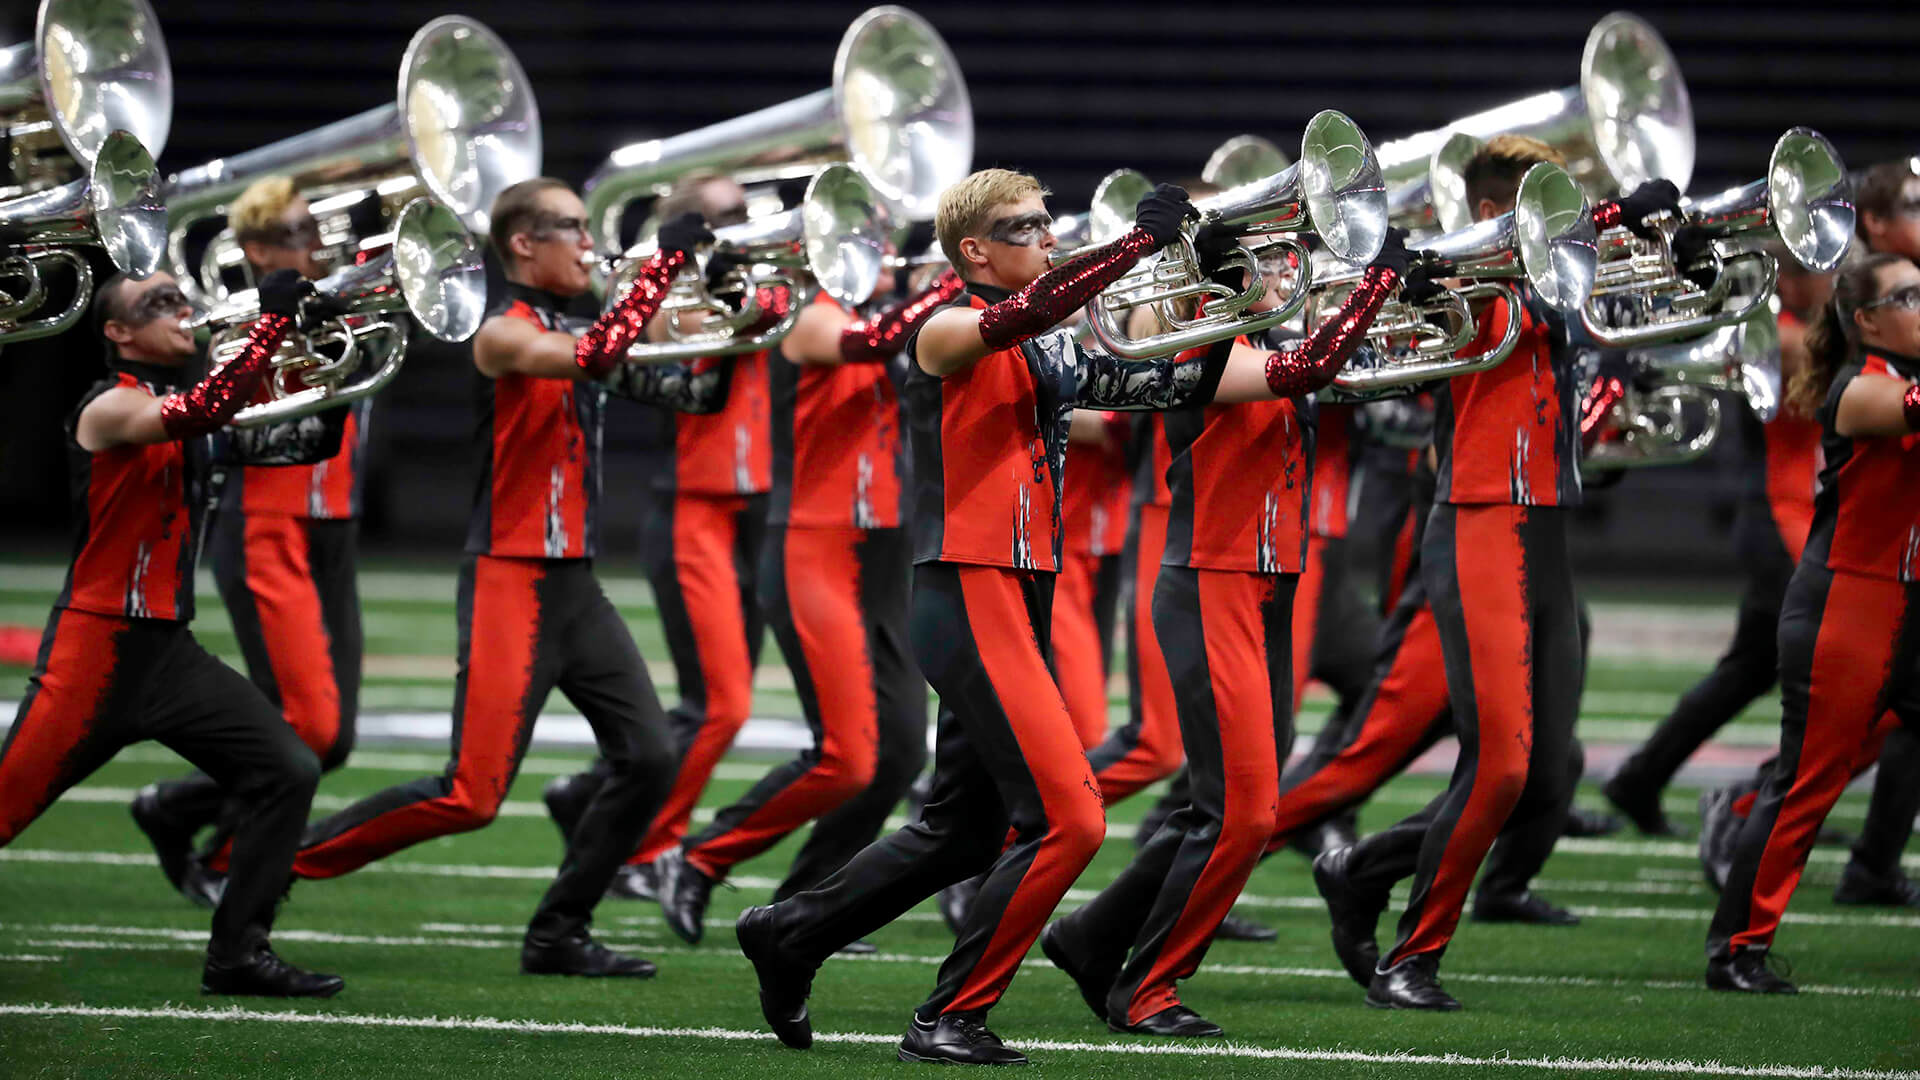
left=966, top=194, right=1056, bottom=288
left=106, top=272, right=197, bottom=364
left=1858, top=259, right=1920, bottom=356
left=513, top=187, right=597, bottom=297
left=243, top=196, right=330, bottom=281
left=1865, top=177, right=1920, bottom=262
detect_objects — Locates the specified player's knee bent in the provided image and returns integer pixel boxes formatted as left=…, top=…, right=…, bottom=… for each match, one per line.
left=815, top=740, right=879, bottom=800
left=1050, top=791, right=1107, bottom=862
left=440, top=778, right=508, bottom=832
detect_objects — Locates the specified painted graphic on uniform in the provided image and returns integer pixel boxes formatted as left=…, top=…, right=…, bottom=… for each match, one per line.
left=1902, top=525, right=1920, bottom=583
left=309, top=458, right=330, bottom=519
left=1257, top=490, right=1281, bottom=574
left=734, top=423, right=752, bottom=494
left=1013, top=481, right=1034, bottom=570
left=126, top=541, right=152, bottom=619
left=1510, top=425, right=1534, bottom=506
left=545, top=464, right=569, bottom=558
left=854, top=452, right=877, bottom=530
left=1090, top=503, right=1111, bottom=558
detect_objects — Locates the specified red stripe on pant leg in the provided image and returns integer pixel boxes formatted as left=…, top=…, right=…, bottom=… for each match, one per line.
left=1851, top=710, right=1902, bottom=776
left=1734, top=572, right=1904, bottom=951
left=1393, top=505, right=1533, bottom=963
left=1053, top=552, right=1108, bottom=750
left=1126, top=570, right=1284, bottom=1024
left=1095, top=506, right=1183, bottom=800
left=1291, top=536, right=1328, bottom=712
left=1267, top=604, right=1448, bottom=853
left=0, top=610, right=123, bottom=844
left=1383, top=499, right=1418, bottom=614
left=945, top=566, right=1105, bottom=1015
left=685, top=527, right=878, bottom=878
left=242, top=515, right=341, bottom=759
left=294, top=557, right=541, bottom=878
left=635, top=494, right=756, bottom=863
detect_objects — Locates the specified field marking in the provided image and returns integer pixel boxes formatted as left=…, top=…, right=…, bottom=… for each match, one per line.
left=0, top=954, right=57, bottom=962
left=0, top=1003, right=1912, bottom=1078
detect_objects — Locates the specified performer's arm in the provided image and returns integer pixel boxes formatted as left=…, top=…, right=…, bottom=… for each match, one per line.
left=786, top=272, right=965, bottom=366
left=1836, top=373, right=1920, bottom=438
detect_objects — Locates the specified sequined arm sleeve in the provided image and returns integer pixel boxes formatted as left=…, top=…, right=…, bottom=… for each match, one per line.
left=1075, top=333, right=1234, bottom=412
left=840, top=272, right=965, bottom=363
left=978, top=229, right=1158, bottom=349
left=158, top=313, right=292, bottom=439
left=742, top=283, right=794, bottom=335
left=1590, top=200, right=1624, bottom=232
left=1262, top=266, right=1398, bottom=398
left=1903, top=383, right=1920, bottom=432
left=603, top=354, right=736, bottom=414
left=575, top=249, right=690, bottom=377
left=1580, top=373, right=1629, bottom=452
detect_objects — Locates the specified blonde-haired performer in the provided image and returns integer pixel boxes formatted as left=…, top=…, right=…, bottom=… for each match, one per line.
left=736, top=168, right=1410, bottom=1064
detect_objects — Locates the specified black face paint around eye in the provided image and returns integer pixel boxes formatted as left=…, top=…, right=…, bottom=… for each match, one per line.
left=985, top=212, right=1054, bottom=247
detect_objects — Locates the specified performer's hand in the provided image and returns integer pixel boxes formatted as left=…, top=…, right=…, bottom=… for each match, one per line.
left=1400, top=262, right=1447, bottom=306
left=1669, top=224, right=1718, bottom=292
left=657, top=212, right=715, bottom=258
left=1369, top=227, right=1414, bottom=282
left=1133, top=183, right=1195, bottom=250
left=704, top=248, right=751, bottom=297
left=1193, top=222, right=1242, bottom=283
left=1615, top=179, right=1683, bottom=241
left=296, top=291, right=352, bottom=333
left=256, top=269, right=315, bottom=318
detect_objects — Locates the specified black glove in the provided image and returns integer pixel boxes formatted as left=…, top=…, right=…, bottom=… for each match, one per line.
left=1615, top=179, right=1683, bottom=241
left=704, top=247, right=751, bottom=297
left=657, top=212, right=714, bottom=258
left=1133, top=183, right=1194, bottom=249
left=1192, top=222, right=1242, bottom=286
left=901, top=220, right=937, bottom=259
left=296, top=291, right=352, bottom=333
left=1400, top=262, right=1447, bottom=306
left=1669, top=224, right=1718, bottom=292
left=256, top=269, right=315, bottom=318
left=1369, top=227, right=1414, bottom=282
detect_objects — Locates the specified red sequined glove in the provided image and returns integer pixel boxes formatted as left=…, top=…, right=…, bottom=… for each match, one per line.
left=576, top=249, right=690, bottom=377
left=1903, top=383, right=1920, bottom=432
left=977, top=230, right=1156, bottom=350
left=840, top=271, right=965, bottom=363
left=744, top=283, right=795, bottom=336
left=158, top=313, right=293, bottom=439
left=1263, top=265, right=1398, bottom=397
left=1580, top=374, right=1629, bottom=451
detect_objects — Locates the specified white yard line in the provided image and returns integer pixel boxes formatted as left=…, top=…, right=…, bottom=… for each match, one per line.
left=0, top=1002, right=1911, bottom=1078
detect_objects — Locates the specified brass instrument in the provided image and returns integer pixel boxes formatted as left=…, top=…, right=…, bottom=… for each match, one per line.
left=582, top=6, right=971, bottom=251
left=1580, top=128, right=1853, bottom=349
left=1321, top=162, right=1598, bottom=399
left=1, top=0, right=171, bottom=198
left=1086, top=110, right=1390, bottom=359
left=1582, top=308, right=1780, bottom=469
left=196, top=197, right=485, bottom=426
left=1201, top=135, right=1290, bottom=190
left=163, top=16, right=540, bottom=305
left=1051, top=169, right=1152, bottom=257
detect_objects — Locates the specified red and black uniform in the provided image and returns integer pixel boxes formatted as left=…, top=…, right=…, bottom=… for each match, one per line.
left=287, top=282, right=706, bottom=945
left=1053, top=411, right=1132, bottom=749
left=678, top=283, right=946, bottom=896
left=762, top=273, right=1231, bottom=1024
left=1, top=355, right=323, bottom=963
left=1342, top=288, right=1585, bottom=972
left=1709, top=348, right=1920, bottom=960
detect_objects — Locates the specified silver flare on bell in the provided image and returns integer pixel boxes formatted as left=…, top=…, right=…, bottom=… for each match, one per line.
left=1, top=0, right=172, bottom=197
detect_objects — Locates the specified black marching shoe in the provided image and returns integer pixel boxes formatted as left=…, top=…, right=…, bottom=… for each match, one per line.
left=1109, top=1004, right=1223, bottom=1038
left=736, top=905, right=816, bottom=1050
left=1832, top=860, right=1920, bottom=908
left=1706, top=947, right=1797, bottom=994
left=1039, top=922, right=1113, bottom=1024
left=202, top=945, right=344, bottom=998
left=520, top=931, right=656, bottom=978
left=1366, top=954, right=1461, bottom=1011
left=1697, top=787, right=1739, bottom=892
left=179, top=859, right=227, bottom=910
left=1471, top=890, right=1579, bottom=926
left=897, top=1010, right=1028, bottom=1066
left=130, top=786, right=198, bottom=902
left=1287, top=818, right=1359, bottom=860
left=1601, top=774, right=1681, bottom=837
left=1214, top=911, right=1278, bottom=942
left=1313, top=845, right=1387, bottom=988
left=658, top=849, right=718, bottom=944
left=1562, top=806, right=1623, bottom=838
left=836, top=938, right=878, bottom=956
left=606, top=862, right=660, bottom=902
left=541, top=774, right=592, bottom=842
left=939, top=873, right=983, bottom=936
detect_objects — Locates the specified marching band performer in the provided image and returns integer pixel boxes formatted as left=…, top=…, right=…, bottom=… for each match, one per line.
left=1, top=269, right=341, bottom=997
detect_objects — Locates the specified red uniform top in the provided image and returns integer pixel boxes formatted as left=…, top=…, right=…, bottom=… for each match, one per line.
left=222, top=400, right=369, bottom=519
left=1433, top=292, right=1581, bottom=507
left=1805, top=349, right=1920, bottom=582
left=1130, top=413, right=1175, bottom=510
left=466, top=286, right=603, bottom=559
left=1761, top=310, right=1822, bottom=562
left=1310, top=402, right=1355, bottom=539
left=661, top=349, right=771, bottom=497
left=1063, top=413, right=1132, bottom=558
left=59, top=364, right=201, bottom=621
left=769, top=292, right=905, bottom=529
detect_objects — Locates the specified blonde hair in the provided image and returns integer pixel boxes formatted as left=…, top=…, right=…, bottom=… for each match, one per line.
left=229, top=176, right=299, bottom=235
left=935, top=168, right=1049, bottom=277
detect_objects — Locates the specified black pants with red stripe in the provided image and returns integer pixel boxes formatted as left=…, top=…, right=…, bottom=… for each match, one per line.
left=0, top=608, right=319, bottom=961
left=291, top=556, right=675, bottom=941
left=763, top=562, right=1105, bottom=1020
left=1353, top=503, right=1581, bottom=969
left=681, top=525, right=928, bottom=896
left=1709, top=565, right=1920, bottom=959
left=145, top=511, right=363, bottom=848
left=1086, top=503, right=1184, bottom=803
left=1054, top=565, right=1296, bottom=1025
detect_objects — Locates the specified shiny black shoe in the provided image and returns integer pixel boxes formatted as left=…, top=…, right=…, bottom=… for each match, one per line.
left=202, top=945, right=344, bottom=998
left=736, top=905, right=816, bottom=1050
left=1697, top=787, right=1739, bottom=893
left=607, top=862, right=660, bottom=902
left=897, top=1011, right=1028, bottom=1066
left=520, top=931, right=656, bottom=978
left=658, top=849, right=718, bottom=944
left=1313, top=845, right=1387, bottom=989
left=1471, top=890, right=1579, bottom=926
left=939, top=873, right=982, bottom=936
left=1108, top=1004, right=1223, bottom=1037
left=1286, top=818, right=1358, bottom=860
left=1040, top=922, right=1113, bottom=1024
left=1832, top=861, right=1920, bottom=908
left=179, top=859, right=227, bottom=911
left=1706, top=947, right=1797, bottom=994
left=130, top=786, right=197, bottom=901
left=1366, top=954, right=1461, bottom=1011
left=1601, top=775, right=1681, bottom=837
left=541, top=774, right=592, bottom=843
left=1562, top=806, right=1623, bottom=838
left=837, top=938, right=878, bottom=956
left=1214, top=911, right=1278, bottom=942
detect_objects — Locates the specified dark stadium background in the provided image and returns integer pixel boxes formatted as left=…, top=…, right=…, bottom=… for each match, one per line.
left=2, top=1, right=1912, bottom=575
